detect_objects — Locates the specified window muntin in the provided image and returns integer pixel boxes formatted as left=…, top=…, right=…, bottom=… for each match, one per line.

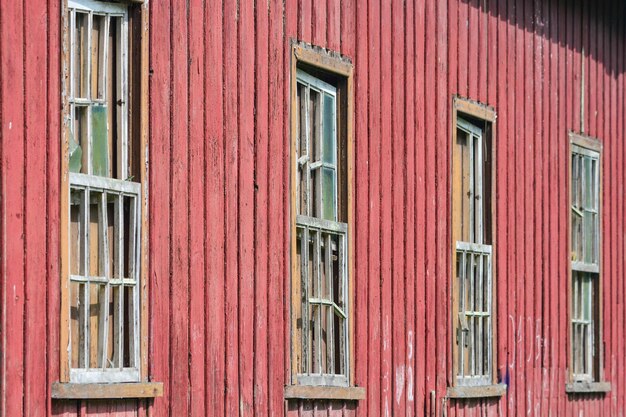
left=452, top=115, right=494, bottom=387
left=67, top=0, right=140, bottom=384
left=570, top=143, right=600, bottom=382
left=294, top=70, right=349, bottom=387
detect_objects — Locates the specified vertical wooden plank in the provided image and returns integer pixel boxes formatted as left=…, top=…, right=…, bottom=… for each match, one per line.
left=169, top=0, right=190, bottom=414
left=254, top=0, right=269, bottom=415
left=414, top=0, right=427, bottom=413
left=0, top=0, right=25, bottom=414
left=366, top=0, right=381, bottom=415
left=404, top=0, right=416, bottom=414
left=148, top=0, right=171, bottom=413
left=534, top=1, right=545, bottom=414
left=299, top=0, right=311, bottom=42
left=339, top=0, right=355, bottom=57
left=524, top=0, right=535, bottom=411
left=284, top=0, right=296, bottom=404
left=48, top=0, right=63, bottom=413
left=223, top=0, right=240, bottom=413
left=467, top=0, right=478, bottom=99
left=24, top=0, right=48, bottom=415
left=353, top=0, right=369, bottom=415
left=435, top=0, right=448, bottom=411
left=326, top=0, right=340, bottom=52
left=188, top=0, right=206, bottom=414
left=312, top=0, right=326, bottom=46
left=562, top=1, right=572, bottom=413
left=205, top=0, right=226, bottom=414
left=391, top=0, right=405, bottom=412
left=424, top=0, right=437, bottom=413
left=269, top=0, right=286, bottom=414
left=238, top=0, right=255, bottom=412
left=457, top=0, right=468, bottom=97
left=379, top=0, right=393, bottom=414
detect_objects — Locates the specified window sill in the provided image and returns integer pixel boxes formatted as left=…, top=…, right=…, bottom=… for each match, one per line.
left=284, top=385, right=366, bottom=400
left=566, top=381, right=611, bottom=394
left=51, top=382, right=163, bottom=399
left=447, top=384, right=507, bottom=399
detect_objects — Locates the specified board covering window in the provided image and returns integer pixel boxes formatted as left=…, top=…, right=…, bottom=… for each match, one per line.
left=568, top=133, right=606, bottom=390
left=287, top=43, right=363, bottom=401
left=450, top=98, right=502, bottom=397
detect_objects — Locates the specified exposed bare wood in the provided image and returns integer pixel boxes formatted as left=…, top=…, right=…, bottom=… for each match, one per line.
left=284, top=385, right=365, bottom=400
left=565, top=382, right=611, bottom=394
left=292, top=43, right=353, bottom=77
left=454, top=96, right=497, bottom=123
left=446, top=383, right=507, bottom=399
left=51, top=382, right=163, bottom=399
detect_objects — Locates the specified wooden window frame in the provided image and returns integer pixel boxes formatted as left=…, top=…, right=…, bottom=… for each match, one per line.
left=53, top=0, right=161, bottom=399
left=448, top=96, right=505, bottom=400
left=566, top=132, right=610, bottom=394
left=285, top=42, right=364, bottom=401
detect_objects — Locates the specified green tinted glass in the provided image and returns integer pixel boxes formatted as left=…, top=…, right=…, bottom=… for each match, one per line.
left=322, top=167, right=336, bottom=221
left=322, top=94, right=336, bottom=165
left=91, top=105, right=109, bottom=176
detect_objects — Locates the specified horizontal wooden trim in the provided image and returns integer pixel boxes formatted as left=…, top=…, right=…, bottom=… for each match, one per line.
left=447, top=384, right=507, bottom=399
left=570, top=131, right=603, bottom=152
left=292, top=43, right=353, bottom=77
left=454, top=96, right=497, bottom=123
left=284, top=385, right=365, bottom=400
left=566, top=381, right=611, bottom=394
left=51, top=382, right=163, bottom=399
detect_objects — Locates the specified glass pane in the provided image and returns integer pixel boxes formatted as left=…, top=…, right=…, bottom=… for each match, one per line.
left=74, top=11, right=88, bottom=98
left=124, top=285, right=135, bottom=367
left=112, top=284, right=124, bottom=367
left=571, top=154, right=578, bottom=207
left=91, top=14, right=106, bottom=100
left=92, top=105, right=110, bottom=176
left=583, top=211, right=595, bottom=264
left=581, top=274, right=592, bottom=321
left=70, top=281, right=86, bottom=368
left=322, top=94, right=336, bottom=165
left=89, top=283, right=107, bottom=368
left=584, top=157, right=593, bottom=209
left=89, top=191, right=105, bottom=278
left=322, top=167, right=336, bottom=221
left=107, top=16, right=120, bottom=179
left=72, top=106, right=88, bottom=174
left=70, top=188, right=86, bottom=276
left=309, top=89, right=320, bottom=162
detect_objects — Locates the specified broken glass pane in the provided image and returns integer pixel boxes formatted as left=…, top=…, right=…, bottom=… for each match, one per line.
left=69, top=135, right=83, bottom=173
left=73, top=106, right=88, bottom=174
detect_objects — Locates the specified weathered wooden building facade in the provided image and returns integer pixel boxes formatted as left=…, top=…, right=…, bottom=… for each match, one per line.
left=2, top=0, right=626, bottom=415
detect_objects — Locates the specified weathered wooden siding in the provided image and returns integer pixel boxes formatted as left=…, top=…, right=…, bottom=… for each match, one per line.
left=1, top=0, right=626, bottom=416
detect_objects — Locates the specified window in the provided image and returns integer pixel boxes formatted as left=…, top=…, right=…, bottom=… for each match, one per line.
left=54, top=0, right=161, bottom=398
left=286, top=43, right=363, bottom=400
left=449, top=97, right=504, bottom=398
left=567, top=133, right=609, bottom=393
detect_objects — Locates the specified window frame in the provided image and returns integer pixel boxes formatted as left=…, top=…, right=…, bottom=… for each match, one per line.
left=285, top=42, right=364, bottom=401
left=54, top=0, right=161, bottom=399
left=448, top=96, right=505, bottom=399
left=566, top=132, right=610, bottom=394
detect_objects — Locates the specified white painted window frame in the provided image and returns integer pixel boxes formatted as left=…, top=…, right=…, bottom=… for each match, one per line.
left=570, top=144, right=600, bottom=383
left=295, top=70, right=350, bottom=387
left=67, top=0, right=140, bottom=384
left=455, top=118, right=494, bottom=387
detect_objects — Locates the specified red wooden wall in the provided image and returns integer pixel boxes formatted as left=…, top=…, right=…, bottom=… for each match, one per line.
left=1, top=0, right=626, bottom=416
